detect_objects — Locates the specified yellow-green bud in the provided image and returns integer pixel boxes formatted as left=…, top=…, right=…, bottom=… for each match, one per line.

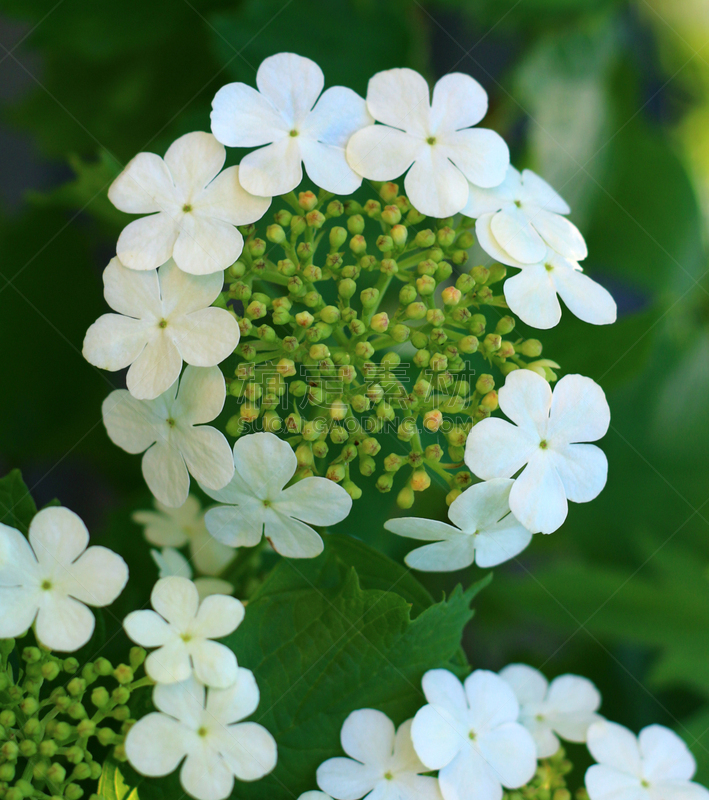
left=338, top=278, right=357, bottom=299
left=519, top=339, right=543, bottom=357
left=390, top=224, right=408, bottom=247
left=306, top=210, right=325, bottom=228
left=476, top=374, right=495, bottom=394
left=459, top=335, right=478, bottom=354
left=376, top=473, right=394, bottom=492
left=416, top=275, right=436, bottom=296
left=495, top=316, right=515, bottom=335
left=399, top=284, right=417, bottom=305
left=326, top=199, right=344, bottom=217
left=406, top=302, right=427, bottom=320
left=347, top=214, right=365, bottom=234
left=370, top=312, right=389, bottom=333
left=411, top=469, right=431, bottom=492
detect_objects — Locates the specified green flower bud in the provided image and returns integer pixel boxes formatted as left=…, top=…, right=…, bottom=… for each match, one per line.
left=338, top=278, right=357, bottom=299
left=326, top=200, right=344, bottom=217
left=302, top=263, right=322, bottom=281
left=63, top=658, right=80, bottom=674
left=434, top=261, right=453, bottom=283
left=343, top=480, right=363, bottom=500
left=519, top=339, right=543, bottom=357
left=451, top=307, right=471, bottom=324
left=483, top=333, right=502, bottom=352
left=0, top=764, right=15, bottom=782
left=476, top=374, right=495, bottom=394
left=457, top=230, right=475, bottom=248
left=437, top=226, right=456, bottom=247
left=376, top=235, right=394, bottom=252
left=416, top=275, right=436, bottom=296
left=399, top=284, right=418, bottom=305
left=274, top=209, right=292, bottom=226
left=19, top=696, right=39, bottom=716
left=384, top=453, right=405, bottom=472
left=344, top=200, right=362, bottom=215
left=390, top=224, right=408, bottom=247
left=22, top=646, right=41, bottom=663
left=429, top=353, right=448, bottom=372
left=363, top=199, right=381, bottom=218
left=370, top=312, right=389, bottom=333
left=19, top=740, right=37, bottom=757
left=64, top=782, right=84, bottom=800
left=459, top=335, right=479, bottom=354
left=326, top=464, right=346, bottom=482
left=495, top=316, right=515, bottom=335
left=349, top=234, right=367, bottom=254
left=347, top=214, right=365, bottom=235
left=351, top=395, right=370, bottom=413
left=417, top=258, right=437, bottom=276
left=413, top=349, right=430, bottom=368
left=487, top=263, right=507, bottom=284
left=471, top=265, right=490, bottom=284
left=97, top=728, right=115, bottom=746
left=355, top=342, right=375, bottom=359
left=15, top=780, right=33, bottom=798
left=65, top=745, right=84, bottom=764
left=298, top=190, right=317, bottom=211
left=451, top=249, right=469, bottom=265
left=47, top=763, right=67, bottom=784
left=359, top=456, right=376, bottom=476
left=290, top=215, right=306, bottom=236
left=303, top=290, right=322, bottom=307
left=426, top=308, right=445, bottom=327
left=39, top=740, right=58, bottom=758
left=406, top=207, right=425, bottom=224
left=376, top=401, right=395, bottom=421
left=379, top=182, right=399, bottom=202
left=376, top=473, right=394, bottom=492
left=53, top=722, right=73, bottom=741
left=266, top=224, right=286, bottom=243
left=406, top=302, right=427, bottom=321
left=23, top=717, right=41, bottom=738
left=229, top=260, right=246, bottom=278
left=72, top=763, right=92, bottom=782
left=306, top=210, right=325, bottom=228
left=290, top=380, right=308, bottom=397
left=398, top=418, right=417, bottom=442
left=390, top=323, right=410, bottom=343
left=397, top=485, right=415, bottom=509
left=381, top=205, right=402, bottom=225
left=248, top=237, right=266, bottom=257
left=231, top=281, right=252, bottom=301
left=414, top=229, right=436, bottom=249
left=469, top=314, right=486, bottom=336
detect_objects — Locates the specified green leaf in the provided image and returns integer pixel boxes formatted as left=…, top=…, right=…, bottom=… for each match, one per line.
left=0, top=470, right=38, bottom=535
left=98, top=760, right=139, bottom=800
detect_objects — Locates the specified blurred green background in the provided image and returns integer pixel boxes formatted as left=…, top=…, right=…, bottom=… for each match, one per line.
left=1, top=0, right=709, bottom=786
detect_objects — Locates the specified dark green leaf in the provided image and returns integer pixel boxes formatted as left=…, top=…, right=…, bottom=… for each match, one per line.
left=0, top=469, right=37, bottom=534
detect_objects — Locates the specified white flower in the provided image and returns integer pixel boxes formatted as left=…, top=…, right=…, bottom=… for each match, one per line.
left=125, top=673, right=277, bottom=800
left=211, top=53, right=372, bottom=196
left=585, top=720, right=709, bottom=800
left=124, top=575, right=243, bottom=687
left=202, top=432, right=352, bottom=559
left=464, top=369, right=610, bottom=534
left=465, top=166, right=587, bottom=263
left=83, top=258, right=240, bottom=400
left=134, top=494, right=235, bottom=576
left=384, top=478, right=532, bottom=571
left=346, top=68, right=509, bottom=218
left=151, top=548, right=234, bottom=600
left=109, top=131, right=270, bottom=275
left=102, top=365, right=234, bottom=508
left=499, top=664, right=602, bottom=758
left=299, top=794, right=332, bottom=800
left=411, top=669, right=536, bottom=800
left=0, top=507, right=128, bottom=652
left=317, top=709, right=442, bottom=800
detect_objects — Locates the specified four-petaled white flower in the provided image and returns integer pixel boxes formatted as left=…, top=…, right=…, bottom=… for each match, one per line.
left=585, top=720, right=709, bottom=800
left=411, top=669, right=537, bottom=800
left=124, top=575, right=243, bottom=687
left=317, top=709, right=442, bottom=800
left=500, top=664, right=602, bottom=758
left=211, top=53, right=372, bottom=197
left=346, top=68, right=509, bottom=218
left=465, top=369, right=610, bottom=534
left=202, top=432, right=352, bottom=559
left=102, top=365, right=234, bottom=508
left=109, top=131, right=270, bottom=275
left=134, top=495, right=235, bottom=576
left=465, top=166, right=588, bottom=264
left=125, top=673, right=277, bottom=800
left=0, top=507, right=128, bottom=652
left=151, top=548, right=234, bottom=600
left=83, top=258, right=240, bottom=400
left=384, top=478, right=532, bottom=571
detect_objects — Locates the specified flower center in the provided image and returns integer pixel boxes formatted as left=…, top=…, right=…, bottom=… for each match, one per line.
left=262, top=499, right=271, bottom=508
left=289, top=129, right=299, bottom=137
left=641, top=780, right=650, bottom=788
left=545, top=262, right=554, bottom=272
left=535, top=713, right=545, bottom=721
left=41, top=579, right=52, bottom=591
left=514, top=199, right=522, bottom=208
left=182, top=203, right=192, bottom=213
left=426, top=136, right=436, bottom=145
left=167, top=418, right=176, bottom=428
left=180, top=633, right=192, bottom=643
left=158, top=318, right=168, bottom=329
left=468, top=730, right=477, bottom=740
left=197, top=726, right=208, bottom=737
left=539, top=440, right=548, bottom=449
left=384, top=771, right=394, bottom=781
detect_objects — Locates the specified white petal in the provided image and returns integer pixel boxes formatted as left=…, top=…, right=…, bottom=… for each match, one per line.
left=438, top=750, right=501, bottom=800
left=303, top=86, right=372, bottom=147
left=160, top=260, right=223, bottom=318
left=393, top=775, right=442, bottom=800
left=498, top=369, right=552, bottom=436
left=366, top=68, right=430, bottom=137
left=519, top=169, right=570, bottom=214
left=145, top=639, right=192, bottom=684
left=503, top=266, right=562, bottom=330
left=238, top=136, right=303, bottom=196
left=103, top=256, right=162, bottom=317
left=475, top=212, right=528, bottom=268
left=639, top=725, right=696, bottom=782
left=491, top=205, right=547, bottom=264
left=152, top=547, right=193, bottom=579
left=109, top=152, right=176, bottom=214
left=192, top=593, right=244, bottom=639
left=257, top=53, right=324, bottom=127
left=345, top=125, right=422, bottom=181
left=421, top=669, right=467, bottom=720
left=164, top=132, right=224, bottom=196
left=651, top=782, right=709, bottom=800
left=529, top=724, right=562, bottom=759
left=210, top=82, right=288, bottom=147
left=478, top=722, right=537, bottom=788
left=173, top=214, right=244, bottom=276
left=340, top=708, right=395, bottom=768
left=464, top=418, right=538, bottom=480
left=65, top=546, right=128, bottom=606
left=143, top=442, right=191, bottom=508
left=83, top=314, right=150, bottom=372
left=548, top=374, right=610, bottom=445
left=133, top=502, right=191, bottom=547
left=125, top=333, right=183, bottom=401
left=124, top=609, right=173, bottom=647
left=447, top=478, right=514, bottom=532
left=152, top=575, right=200, bottom=628
left=189, top=525, right=235, bottom=576
left=411, top=704, right=463, bottom=772
left=0, top=523, right=39, bottom=584
left=405, top=147, right=470, bottom=218
left=102, top=389, right=162, bottom=454
left=174, top=366, right=226, bottom=424
left=584, top=765, right=645, bottom=800
left=473, top=515, right=532, bottom=568
left=385, top=517, right=459, bottom=542
left=35, top=593, right=95, bottom=652
left=509, top=453, right=567, bottom=534
left=391, top=719, right=428, bottom=774
left=219, top=721, right=277, bottom=781
left=194, top=578, right=233, bottom=600
left=275, top=476, right=352, bottom=526
left=463, top=166, right=521, bottom=218
left=181, top=748, right=233, bottom=800
left=430, top=72, right=488, bottom=131
left=125, top=713, right=190, bottom=776
left=190, top=639, right=238, bottom=688
left=116, top=212, right=179, bottom=272
left=405, top=538, right=476, bottom=572
left=546, top=674, right=601, bottom=742
left=204, top=505, right=264, bottom=549
left=552, top=444, right=607, bottom=504
left=206, top=666, right=260, bottom=724
left=153, top=676, right=206, bottom=725
left=317, top=758, right=378, bottom=800
left=499, top=664, right=548, bottom=706
left=29, top=507, right=88, bottom=568
left=170, top=307, right=240, bottom=367
left=532, top=208, right=588, bottom=261
left=175, top=426, right=234, bottom=492
left=465, top=670, right=519, bottom=731
left=233, top=432, right=297, bottom=496
left=194, top=165, right=270, bottom=226
left=438, top=128, right=509, bottom=189
left=264, top=512, right=323, bottom=559
left=587, top=720, right=643, bottom=777
left=552, top=262, right=617, bottom=326
left=300, top=139, right=363, bottom=195
left=0, top=587, right=39, bottom=638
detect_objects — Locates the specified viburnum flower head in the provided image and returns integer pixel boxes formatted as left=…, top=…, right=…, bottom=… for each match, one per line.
left=585, top=720, right=709, bottom=800
left=202, top=432, right=352, bottom=559
left=83, top=258, right=240, bottom=399
left=102, top=365, right=234, bottom=508
left=151, top=547, right=234, bottom=600
left=499, top=664, right=602, bottom=758
left=125, top=673, right=277, bottom=800
left=317, top=709, right=442, bottom=800
left=346, top=68, right=509, bottom=218
left=134, top=494, right=235, bottom=576
left=465, top=165, right=588, bottom=263
left=465, top=369, right=610, bottom=534
left=211, top=53, right=372, bottom=196
left=123, top=575, right=244, bottom=687
left=109, top=131, right=270, bottom=275
left=411, top=669, right=536, bottom=800
left=0, top=507, right=128, bottom=652
left=384, top=478, right=532, bottom=571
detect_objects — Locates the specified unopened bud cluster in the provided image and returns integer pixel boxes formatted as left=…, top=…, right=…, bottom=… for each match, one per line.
left=0, top=638, right=151, bottom=800
left=503, top=747, right=578, bottom=800
left=221, top=182, right=560, bottom=508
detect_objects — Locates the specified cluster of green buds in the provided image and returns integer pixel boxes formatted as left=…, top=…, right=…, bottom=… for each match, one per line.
left=219, top=181, right=560, bottom=509
left=504, top=747, right=585, bottom=800
left=0, top=638, right=151, bottom=800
